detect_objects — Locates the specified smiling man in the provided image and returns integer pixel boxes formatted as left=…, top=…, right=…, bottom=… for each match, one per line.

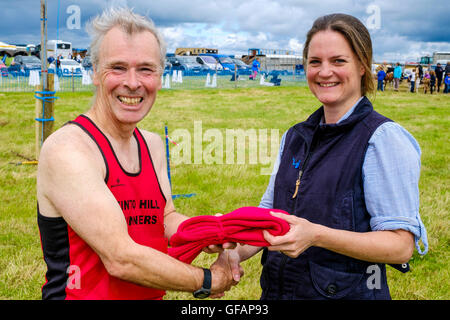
left=36, top=7, right=238, bottom=300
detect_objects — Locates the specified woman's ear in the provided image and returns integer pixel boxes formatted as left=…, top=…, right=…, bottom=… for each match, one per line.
left=360, top=63, right=366, bottom=76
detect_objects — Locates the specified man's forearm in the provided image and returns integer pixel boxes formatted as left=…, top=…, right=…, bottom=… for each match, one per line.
left=164, top=211, right=190, bottom=240
left=103, top=239, right=203, bottom=292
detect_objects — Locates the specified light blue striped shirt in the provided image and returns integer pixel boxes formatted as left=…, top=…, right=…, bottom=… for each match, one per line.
left=259, top=97, right=428, bottom=255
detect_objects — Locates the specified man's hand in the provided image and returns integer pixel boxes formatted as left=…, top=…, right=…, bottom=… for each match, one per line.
left=208, top=249, right=244, bottom=298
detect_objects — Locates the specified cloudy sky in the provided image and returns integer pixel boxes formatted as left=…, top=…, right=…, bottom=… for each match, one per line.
left=1, top=0, right=449, bottom=62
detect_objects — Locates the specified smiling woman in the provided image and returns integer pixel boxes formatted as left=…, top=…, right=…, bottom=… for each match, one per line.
left=227, top=13, right=428, bottom=300
left=303, top=13, right=374, bottom=123
left=305, top=30, right=365, bottom=123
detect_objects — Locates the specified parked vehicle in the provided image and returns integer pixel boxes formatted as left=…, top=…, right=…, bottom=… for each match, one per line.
left=231, top=58, right=252, bottom=75
left=36, top=40, right=72, bottom=60
left=13, top=55, right=41, bottom=70
left=196, top=55, right=223, bottom=72
left=166, top=55, right=205, bottom=74
left=81, top=55, right=92, bottom=70
left=7, top=63, right=21, bottom=73
left=200, top=54, right=236, bottom=73
left=50, top=58, right=82, bottom=77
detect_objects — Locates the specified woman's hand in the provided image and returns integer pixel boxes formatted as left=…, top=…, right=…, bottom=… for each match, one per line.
left=263, top=211, right=319, bottom=258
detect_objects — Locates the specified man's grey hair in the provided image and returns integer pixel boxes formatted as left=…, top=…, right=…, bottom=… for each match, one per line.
left=86, top=7, right=166, bottom=72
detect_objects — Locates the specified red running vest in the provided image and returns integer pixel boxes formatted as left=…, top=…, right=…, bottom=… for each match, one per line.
left=64, top=115, right=167, bottom=299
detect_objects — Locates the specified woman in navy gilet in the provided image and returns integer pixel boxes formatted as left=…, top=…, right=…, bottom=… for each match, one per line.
left=226, top=13, right=428, bottom=300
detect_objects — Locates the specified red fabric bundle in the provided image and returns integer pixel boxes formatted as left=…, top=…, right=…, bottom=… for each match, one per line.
left=168, top=206, right=290, bottom=263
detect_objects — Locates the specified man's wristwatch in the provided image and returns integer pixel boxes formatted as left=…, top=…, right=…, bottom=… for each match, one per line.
left=193, top=268, right=212, bottom=299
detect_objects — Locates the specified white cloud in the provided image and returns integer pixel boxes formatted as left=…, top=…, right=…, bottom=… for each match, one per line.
left=288, top=39, right=303, bottom=54
left=0, top=0, right=448, bottom=63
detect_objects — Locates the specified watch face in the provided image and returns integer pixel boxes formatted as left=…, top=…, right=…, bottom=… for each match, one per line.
left=193, top=289, right=210, bottom=299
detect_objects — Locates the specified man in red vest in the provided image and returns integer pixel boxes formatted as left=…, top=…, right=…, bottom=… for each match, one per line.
left=36, top=7, right=238, bottom=300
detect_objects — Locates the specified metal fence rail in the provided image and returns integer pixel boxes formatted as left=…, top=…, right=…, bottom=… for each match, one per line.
left=0, top=68, right=306, bottom=92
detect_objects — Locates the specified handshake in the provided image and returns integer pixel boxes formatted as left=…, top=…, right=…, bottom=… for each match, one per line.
left=200, top=242, right=245, bottom=299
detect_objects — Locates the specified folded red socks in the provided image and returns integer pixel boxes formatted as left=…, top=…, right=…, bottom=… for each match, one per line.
left=168, top=206, right=291, bottom=263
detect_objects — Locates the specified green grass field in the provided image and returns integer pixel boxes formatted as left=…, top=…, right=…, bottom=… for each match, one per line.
left=0, top=83, right=448, bottom=300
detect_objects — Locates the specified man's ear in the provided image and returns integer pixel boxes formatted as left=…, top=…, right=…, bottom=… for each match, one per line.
left=92, top=65, right=100, bottom=86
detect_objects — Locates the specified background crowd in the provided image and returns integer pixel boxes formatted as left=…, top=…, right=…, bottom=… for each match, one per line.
left=376, top=61, right=450, bottom=94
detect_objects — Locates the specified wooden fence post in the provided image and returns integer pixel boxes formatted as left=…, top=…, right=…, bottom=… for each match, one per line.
left=35, top=72, right=55, bottom=159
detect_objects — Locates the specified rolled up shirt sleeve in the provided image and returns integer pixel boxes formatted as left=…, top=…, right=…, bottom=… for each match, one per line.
left=363, top=122, right=428, bottom=255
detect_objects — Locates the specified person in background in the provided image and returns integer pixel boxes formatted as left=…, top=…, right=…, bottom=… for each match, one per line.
left=377, top=67, right=386, bottom=91
left=417, top=64, right=423, bottom=80
left=224, top=13, right=428, bottom=300
left=56, top=54, right=62, bottom=72
left=250, top=58, right=260, bottom=80
left=444, top=72, right=450, bottom=94
left=445, top=62, right=450, bottom=91
left=446, top=62, right=450, bottom=75
left=423, top=71, right=431, bottom=94
left=409, top=68, right=416, bottom=93
left=429, top=70, right=436, bottom=94
left=435, top=63, right=444, bottom=93
left=393, top=62, right=402, bottom=91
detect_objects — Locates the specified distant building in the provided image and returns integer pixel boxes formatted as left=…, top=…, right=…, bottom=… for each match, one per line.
left=175, top=48, right=218, bottom=56
left=242, top=48, right=303, bottom=74
left=433, top=52, right=450, bottom=64
left=419, top=52, right=450, bottom=65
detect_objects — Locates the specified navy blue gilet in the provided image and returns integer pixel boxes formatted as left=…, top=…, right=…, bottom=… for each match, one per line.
left=260, top=97, right=392, bottom=300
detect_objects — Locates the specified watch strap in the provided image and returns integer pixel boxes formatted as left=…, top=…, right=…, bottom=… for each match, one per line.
left=193, top=268, right=211, bottom=299
left=202, top=268, right=212, bottom=290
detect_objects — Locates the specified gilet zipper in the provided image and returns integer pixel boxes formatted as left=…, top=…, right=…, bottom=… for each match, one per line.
left=277, top=127, right=320, bottom=298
